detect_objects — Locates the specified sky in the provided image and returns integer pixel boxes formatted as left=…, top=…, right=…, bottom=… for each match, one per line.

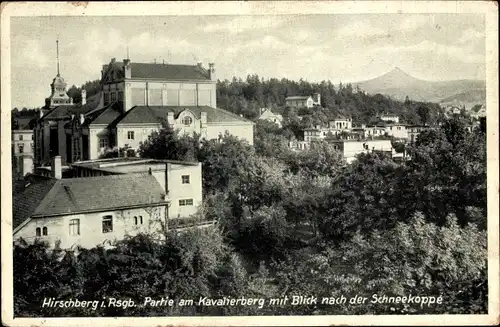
left=10, top=14, right=485, bottom=109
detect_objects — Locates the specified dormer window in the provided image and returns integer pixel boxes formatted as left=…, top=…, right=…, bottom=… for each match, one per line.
left=182, top=116, right=193, bottom=126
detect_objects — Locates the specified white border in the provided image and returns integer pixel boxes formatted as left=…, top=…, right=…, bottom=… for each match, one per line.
left=1, top=1, right=498, bottom=326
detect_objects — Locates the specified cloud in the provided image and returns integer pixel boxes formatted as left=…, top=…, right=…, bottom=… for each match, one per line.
left=18, top=39, right=50, bottom=68
left=400, top=15, right=432, bottom=31
left=336, top=21, right=386, bottom=38
left=200, top=16, right=286, bottom=34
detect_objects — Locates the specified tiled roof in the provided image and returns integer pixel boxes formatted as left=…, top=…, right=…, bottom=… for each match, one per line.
left=115, top=105, right=253, bottom=125
left=13, top=175, right=58, bottom=230
left=286, top=96, right=311, bottom=100
left=109, top=62, right=211, bottom=81
left=42, top=92, right=102, bottom=120
left=13, top=173, right=166, bottom=229
left=86, top=102, right=122, bottom=126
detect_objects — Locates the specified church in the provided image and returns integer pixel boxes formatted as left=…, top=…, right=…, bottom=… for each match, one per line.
left=35, top=45, right=255, bottom=166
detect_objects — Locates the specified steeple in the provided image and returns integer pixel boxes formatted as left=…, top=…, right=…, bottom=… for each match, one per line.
left=56, top=39, right=60, bottom=77
left=44, top=38, right=73, bottom=109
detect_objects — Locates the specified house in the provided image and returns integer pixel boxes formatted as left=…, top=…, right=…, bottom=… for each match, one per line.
left=407, top=125, right=434, bottom=143
left=70, top=157, right=203, bottom=220
left=285, top=93, right=321, bottom=108
left=12, top=129, right=34, bottom=177
left=328, top=117, right=353, bottom=130
left=383, top=123, right=408, bottom=139
left=258, top=108, right=283, bottom=127
left=35, top=53, right=254, bottom=166
left=379, top=114, right=400, bottom=124
left=12, top=156, right=207, bottom=249
left=470, top=104, right=486, bottom=120
left=327, top=139, right=394, bottom=164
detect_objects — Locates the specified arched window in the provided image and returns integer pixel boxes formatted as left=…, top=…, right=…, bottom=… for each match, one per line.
left=182, top=116, right=193, bottom=126
left=134, top=216, right=138, bottom=225
left=140, top=216, right=143, bottom=224
left=36, top=227, right=41, bottom=237
left=42, top=227, right=48, bottom=236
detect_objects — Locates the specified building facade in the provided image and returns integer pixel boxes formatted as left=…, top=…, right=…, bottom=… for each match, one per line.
left=12, top=129, right=34, bottom=177
left=285, top=93, right=321, bottom=108
left=35, top=57, right=254, bottom=166
left=13, top=156, right=208, bottom=249
left=327, top=139, right=394, bottom=164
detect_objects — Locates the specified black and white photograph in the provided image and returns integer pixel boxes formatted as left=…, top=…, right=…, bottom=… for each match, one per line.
left=1, top=1, right=498, bottom=326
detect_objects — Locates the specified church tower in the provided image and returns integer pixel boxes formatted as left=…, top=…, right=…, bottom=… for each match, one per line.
left=45, top=39, right=73, bottom=108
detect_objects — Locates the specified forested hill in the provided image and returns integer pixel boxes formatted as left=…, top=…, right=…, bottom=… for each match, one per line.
left=216, top=75, right=443, bottom=125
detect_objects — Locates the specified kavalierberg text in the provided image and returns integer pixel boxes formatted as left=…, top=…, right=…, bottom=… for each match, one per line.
left=42, top=294, right=444, bottom=311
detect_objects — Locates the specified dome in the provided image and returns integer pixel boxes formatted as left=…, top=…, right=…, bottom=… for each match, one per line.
left=52, top=75, right=67, bottom=85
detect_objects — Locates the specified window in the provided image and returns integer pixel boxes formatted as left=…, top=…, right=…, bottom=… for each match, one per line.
left=102, top=215, right=113, bottom=233
left=69, top=219, right=80, bottom=236
left=18, top=144, right=24, bottom=153
left=134, top=216, right=138, bottom=225
left=99, top=138, right=108, bottom=148
left=179, top=199, right=194, bottom=206
left=42, top=227, right=48, bottom=236
left=104, top=93, right=110, bottom=105
left=19, top=135, right=23, bottom=141
left=182, top=175, right=190, bottom=184
left=134, top=216, right=143, bottom=225
left=32, top=134, right=34, bottom=140
left=118, top=91, right=124, bottom=101
left=140, top=216, right=143, bottom=224
left=127, top=131, right=135, bottom=140
left=110, top=92, right=117, bottom=102
left=36, top=227, right=41, bottom=237
left=182, top=116, right=193, bottom=126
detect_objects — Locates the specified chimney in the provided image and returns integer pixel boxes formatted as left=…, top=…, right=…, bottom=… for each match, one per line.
left=208, top=63, right=216, bottom=81
left=51, top=156, right=62, bottom=179
left=201, top=112, right=207, bottom=126
left=123, top=59, right=131, bottom=79
left=21, top=156, right=34, bottom=176
left=81, top=89, right=86, bottom=105
left=167, top=111, right=175, bottom=126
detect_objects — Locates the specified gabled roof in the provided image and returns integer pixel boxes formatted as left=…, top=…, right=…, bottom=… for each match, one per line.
left=86, top=102, right=122, bottom=126
left=13, top=173, right=166, bottom=230
left=115, top=105, right=253, bottom=126
left=107, top=62, right=211, bottom=81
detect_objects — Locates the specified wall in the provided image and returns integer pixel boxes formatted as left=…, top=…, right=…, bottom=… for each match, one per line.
left=14, top=205, right=167, bottom=249
left=89, top=126, right=114, bottom=159
left=384, top=125, right=408, bottom=139
left=337, top=140, right=393, bottom=162
left=166, top=163, right=203, bottom=218
left=12, top=131, right=34, bottom=156
left=115, top=124, right=161, bottom=151
left=120, top=80, right=216, bottom=111
left=206, top=123, right=254, bottom=145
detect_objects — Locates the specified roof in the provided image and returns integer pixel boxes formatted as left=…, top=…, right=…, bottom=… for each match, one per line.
left=72, top=158, right=200, bottom=172
left=285, top=96, right=311, bottom=100
left=115, top=105, right=253, bottom=125
left=13, top=173, right=166, bottom=229
left=86, top=102, right=122, bottom=126
left=13, top=175, right=58, bottom=230
left=41, top=92, right=102, bottom=121
left=108, top=62, right=211, bottom=81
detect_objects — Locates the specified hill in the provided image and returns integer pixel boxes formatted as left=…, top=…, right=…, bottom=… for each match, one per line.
left=353, top=67, right=486, bottom=103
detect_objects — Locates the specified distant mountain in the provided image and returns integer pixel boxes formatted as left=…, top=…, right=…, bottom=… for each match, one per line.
left=439, top=88, right=486, bottom=107
left=352, top=67, right=486, bottom=104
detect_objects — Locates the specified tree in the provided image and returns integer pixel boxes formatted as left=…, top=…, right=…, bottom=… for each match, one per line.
left=417, top=105, right=430, bottom=126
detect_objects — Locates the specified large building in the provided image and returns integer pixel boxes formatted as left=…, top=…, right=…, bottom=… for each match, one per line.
left=35, top=52, right=254, bottom=166
left=327, top=139, right=395, bottom=164
left=13, top=156, right=209, bottom=249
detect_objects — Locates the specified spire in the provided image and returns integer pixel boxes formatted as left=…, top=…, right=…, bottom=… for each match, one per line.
left=56, top=38, right=60, bottom=77
left=126, top=45, right=130, bottom=60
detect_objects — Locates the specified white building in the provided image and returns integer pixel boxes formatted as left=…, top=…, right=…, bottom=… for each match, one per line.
left=285, top=93, right=321, bottom=108
left=328, top=139, right=394, bottom=164
left=379, top=114, right=400, bottom=124
left=258, top=108, right=283, bottom=127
